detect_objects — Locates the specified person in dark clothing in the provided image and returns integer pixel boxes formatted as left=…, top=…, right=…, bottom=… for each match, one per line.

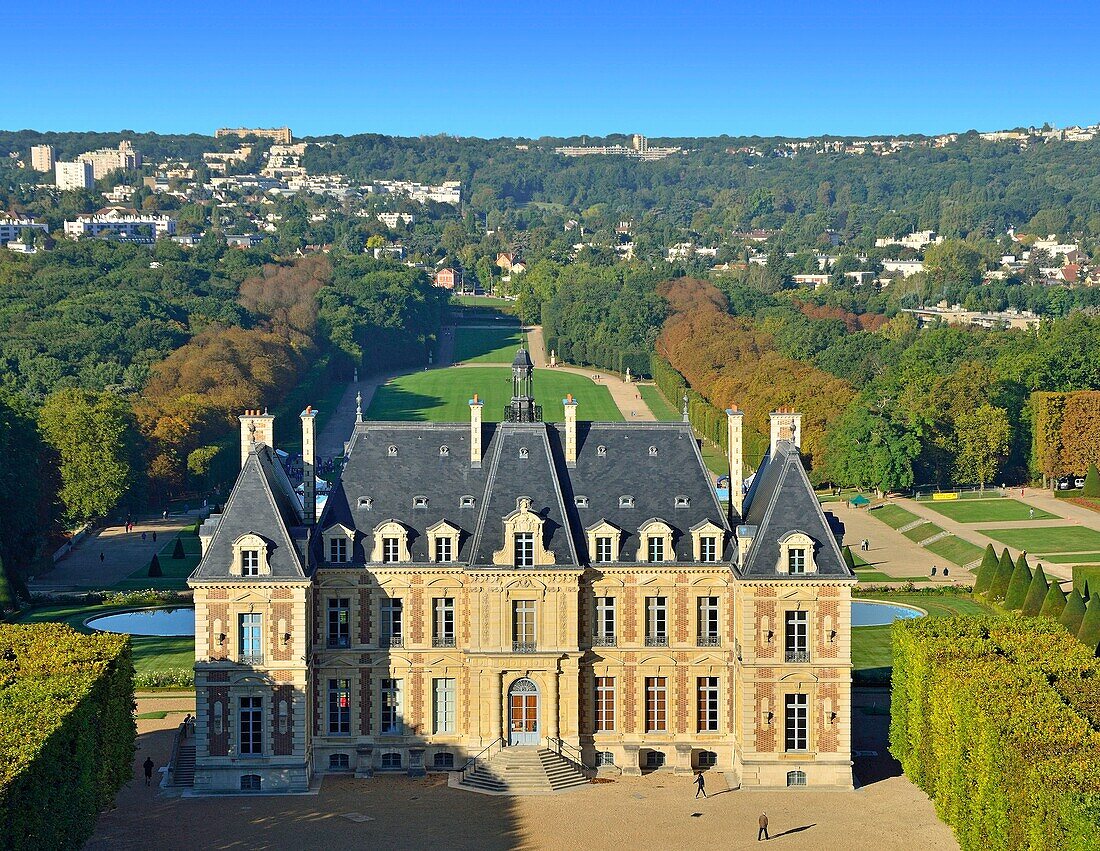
left=758, top=812, right=770, bottom=841
left=694, top=772, right=707, bottom=798
left=143, top=757, right=155, bottom=786
left=152, top=531, right=157, bottom=542
left=99, top=552, right=104, bottom=563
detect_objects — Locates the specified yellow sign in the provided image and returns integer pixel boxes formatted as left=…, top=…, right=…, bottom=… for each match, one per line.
left=932, top=492, right=959, bottom=501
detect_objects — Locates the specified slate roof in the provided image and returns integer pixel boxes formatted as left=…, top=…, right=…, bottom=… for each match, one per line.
left=737, top=440, right=852, bottom=579
left=191, top=443, right=308, bottom=582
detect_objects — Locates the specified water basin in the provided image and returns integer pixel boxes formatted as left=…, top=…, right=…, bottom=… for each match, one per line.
left=86, top=607, right=195, bottom=637
left=852, top=600, right=924, bottom=628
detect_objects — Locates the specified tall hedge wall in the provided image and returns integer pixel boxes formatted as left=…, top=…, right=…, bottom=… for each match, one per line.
left=890, top=615, right=1100, bottom=849
left=0, top=624, right=135, bottom=850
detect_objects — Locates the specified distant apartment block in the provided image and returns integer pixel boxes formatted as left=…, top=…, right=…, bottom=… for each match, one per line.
left=203, top=146, right=253, bottom=174
left=904, top=304, right=1040, bottom=330
left=556, top=133, right=681, bottom=161
left=882, top=259, right=925, bottom=277
left=55, top=160, right=94, bottom=190
left=666, top=242, right=718, bottom=261
left=874, top=230, right=943, bottom=251
left=225, top=234, right=265, bottom=249
left=216, top=127, right=293, bottom=144
left=0, top=217, right=49, bottom=245
left=377, top=212, right=414, bottom=228
left=76, top=141, right=142, bottom=179
left=64, top=207, right=176, bottom=240
left=368, top=179, right=461, bottom=205
left=30, top=144, right=55, bottom=172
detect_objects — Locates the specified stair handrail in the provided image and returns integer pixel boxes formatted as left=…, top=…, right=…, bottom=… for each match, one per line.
left=164, top=721, right=187, bottom=787
left=458, top=736, right=503, bottom=783
left=544, top=736, right=587, bottom=773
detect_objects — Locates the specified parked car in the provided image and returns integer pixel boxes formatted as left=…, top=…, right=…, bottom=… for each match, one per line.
left=1056, top=475, right=1086, bottom=490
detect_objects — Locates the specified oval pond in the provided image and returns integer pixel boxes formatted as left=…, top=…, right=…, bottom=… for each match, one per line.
left=87, top=607, right=195, bottom=637
left=852, top=600, right=924, bottom=628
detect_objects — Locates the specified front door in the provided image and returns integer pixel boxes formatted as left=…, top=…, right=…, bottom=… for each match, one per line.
left=508, top=678, right=539, bottom=745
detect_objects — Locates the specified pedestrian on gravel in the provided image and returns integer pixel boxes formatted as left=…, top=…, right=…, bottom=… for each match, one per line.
left=100, top=552, right=104, bottom=563
left=694, top=772, right=707, bottom=798
left=758, top=812, right=769, bottom=841
left=152, top=531, right=157, bottom=543
left=143, top=757, right=155, bottom=786
left=141, top=531, right=147, bottom=542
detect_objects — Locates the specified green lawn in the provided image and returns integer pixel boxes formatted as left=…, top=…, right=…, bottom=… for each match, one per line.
left=852, top=592, right=994, bottom=684
left=855, top=567, right=928, bottom=583
left=902, top=521, right=944, bottom=543
left=14, top=604, right=193, bottom=676
left=920, top=498, right=1059, bottom=523
left=979, top=526, right=1100, bottom=554
left=111, top=526, right=201, bottom=591
left=700, top=442, right=727, bottom=476
left=367, top=366, right=623, bottom=423
left=925, top=535, right=985, bottom=566
left=871, top=504, right=920, bottom=529
left=638, top=384, right=680, bottom=421
left=453, top=326, right=528, bottom=364
left=1043, top=552, right=1100, bottom=564
left=452, top=295, right=515, bottom=309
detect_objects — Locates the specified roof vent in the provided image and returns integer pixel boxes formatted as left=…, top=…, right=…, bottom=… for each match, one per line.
left=439, top=445, right=449, bottom=456
left=519, top=447, right=529, bottom=459
left=649, top=445, right=658, bottom=456
left=387, top=444, right=398, bottom=457
left=414, top=496, right=428, bottom=508
left=675, top=495, right=690, bottom=508
left=357, top=497, right=373, bottom=510
left=597, top=445, right=607, bottom=457
left=619, top=495, right=635, bottom=509
left=575, top=495, right=589, bottom=508
left=460, top=495, right=476, bottom=508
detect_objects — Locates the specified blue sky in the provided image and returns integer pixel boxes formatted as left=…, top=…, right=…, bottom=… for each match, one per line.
left=10, top=0, right=1100, bottom=138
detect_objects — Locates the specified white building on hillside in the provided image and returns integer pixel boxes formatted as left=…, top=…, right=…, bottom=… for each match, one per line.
left=56, top=161, right=94, bottom=190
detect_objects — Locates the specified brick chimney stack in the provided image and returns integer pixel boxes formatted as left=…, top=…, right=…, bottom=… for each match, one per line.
left=301, top=406, right=317, bottom=526
left=239, top=409, right=274, bottom=468
left=726, top=405, right=745, bottom=521
left=563, top=394, right=578, bottom=467
left=470, top=395, right=483, bottom=468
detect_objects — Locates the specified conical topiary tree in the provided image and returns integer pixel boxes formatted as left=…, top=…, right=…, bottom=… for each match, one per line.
left=1083, top=462, right=1100, bottom=498
left=172, top=536, right=186, bottom=559
left=1077, top=594, right=1100, bottom=654
left=1039, top=580, right=1069, bottom=619
left=1004, top=559, right=1033, bottom=610
left=148, top=553, right=163, bottom=578
left=988, top=548, right=1016, bottom=602
left=973, top=544, right=999, bottom=594
left=1022, top=564, right=1050, bottom=616
left=1060, top=589, right=1087, bottom=635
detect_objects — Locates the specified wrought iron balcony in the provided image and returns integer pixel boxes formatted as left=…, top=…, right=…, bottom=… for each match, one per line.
left=512, top=641, right=538, bottom=653
left=384, top=635, right=403, bottom=648
left=785, top=650, right=811, bottom=663
left=697, top=634, right=721, bottom=647
left=645, top=635, right=669, bottom=647
left=433, top=636, right=456, bottom=648
left=239, top=654, right=264, bottom=665
left=594, top=634, right=616, bottom=647
left=327, top=637, right=350, bottom=649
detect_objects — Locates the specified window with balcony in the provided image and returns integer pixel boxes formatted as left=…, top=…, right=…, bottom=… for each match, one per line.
left=433, top=597, right=455, bottom=647
left=239, top=696, right=262, bottom=755
left=595, top=597, right=616, bottom=646
left=785, top=610, right=809, bottom=663
left=645, top=596, right=667, bottom=646
left=433, top=678, right=455, bottom=734
left=595, top=677, right=615, bottom=732
left=514, top=531, right=534, bottom=567
left=239, top=613, right=263, bottom=664
left=381, top=599, right=403, bottom=646
left=381, top=679, right=403, bottom=734
left=697, top=677, right=719, bottom=732
left=328, top=678, right=351, bottom=735
left=327, top=598, right=350, bottom=648
left=512, top=600, right=536, bottom=652
left=697, top=597, right=720, bottom=646
left=785, top=693, right=808, bottom=751
left=645, top=677, right=667, bottom=732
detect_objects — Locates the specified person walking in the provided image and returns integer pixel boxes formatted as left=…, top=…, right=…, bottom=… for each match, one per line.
left=758, top=811, right=770, bottom=841
left=694, top=772, right=707, bottom=798
left=1029, top=508, right=1035, bottom=519
left=99, top=552, right=105, bottom=564
left=152, top=531, right=157, bottom=543
left=141, top=531, right=147, bottom=542
left=143, top=756, right=155, bottom=787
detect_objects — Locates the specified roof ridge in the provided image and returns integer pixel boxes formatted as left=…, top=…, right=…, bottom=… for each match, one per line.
left=539, top=424, right=580, bottom=565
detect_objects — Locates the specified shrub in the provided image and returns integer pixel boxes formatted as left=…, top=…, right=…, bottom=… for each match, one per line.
left=134, top=668, right=194, bottom=689
left=172, top=536, right=185, bottom=559
left=1003, top=558, right=1033, bottom=610
left=1040, top=580, right=1069, bottom=619
left=1060, top=590, right=1087, bottom=634
left=1074, top=565, right=1100, bottom=596
left=147, top=554, right=162, bottom=578
left=973, top=544, right=999, bottom=594
left=102, top=588, right=184, bottom=607
left=1078, top=595, right=1100, bottom=655
left=0, top=624, right=135, bottom=849
left=987, top=548, right=1015, bottom=602
left=1084, top=463, right=1100, bottom=498
left=1022, top=564, right=1050, bottom=616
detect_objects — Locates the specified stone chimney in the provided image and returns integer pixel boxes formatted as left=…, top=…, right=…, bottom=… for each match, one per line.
left=239, top=408, right=274, bottom=468
left=726, top=405, right=745, bottom=521
left=563, top=394, right=578, bottom=467
left=470, top=395, right=483, bottom=468
left=769, top=407, right=802, bottom=455
left=301, top=406, right=317, bottom=526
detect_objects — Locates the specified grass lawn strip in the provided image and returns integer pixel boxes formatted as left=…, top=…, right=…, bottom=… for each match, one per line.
left=902, top=521, right=944, bottom=542
left=978, top=525, right=1100, bottom=554
left=453, top=326, right=528, bottom=363
left=367, top=366, right=623, bottom=423
left=920, top=498, right=1060, bottom=523
left=924, top=535, right=985, bottom=566
left=1042, top=552, right=1100, bottom=563
left=871, top=504, right=920, bottom=529
left=637, top=385, right=680, bottom=421
left=855, top=568, right=927, bottom=583
left=111, top=524, right=201, bottom=592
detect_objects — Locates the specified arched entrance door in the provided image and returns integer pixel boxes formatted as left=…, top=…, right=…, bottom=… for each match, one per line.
left=508, top=678, right=540, bottom=746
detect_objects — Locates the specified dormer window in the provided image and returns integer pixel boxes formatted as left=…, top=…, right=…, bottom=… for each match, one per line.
left=427, top=519, right=461, bottom=564
left=789, top=549, right=806, bottom=574
left=439, top=445, right=449, bottom=456
left=388, top=445, right=398, bottom=457
left=675, top=496, right=690, bottom=508
left=323, top=524, right=355, bottom=565
left=330, top=537, right=349, bottom=563
left=619, top=495, right=635, bottom=509
left=636, top=519, right=674, bottom=563
left=776, top=531, right=818, bottom=575
left=575, top=496, right=589, bottom=508
left=357, top=497, right=373, bottom=510
left=493, top=496, right=554, bottom=567
left=691, top=521, right=725, bottom=564
left=231, top=533, right=270, bottom=577
left=461, top=496, right=476, bottom=508
left=586, top=520, right=621, bottom=564
left=648, top=536, right=665, bottom=562
left=241, top=550, right=260, bottom=576
left=597, top=445, right=607, bottom=457
left=414, top=496, right=428, bottom=508
left=382, top=538, right=400, bottom=563
left=370, top=520, right=411, bottom=564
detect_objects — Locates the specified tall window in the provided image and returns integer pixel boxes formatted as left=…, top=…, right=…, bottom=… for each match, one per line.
left=433, top=597, right=455, bottom=647
left=329, top=537, right=348, bottom=563
left=328, top=678, right=350, bottom=735
left=595, top=536, right=613, bottom=563
left=647, top=535, right=665, bottom=562
left=241, top=549, right=260, bottom=576
left=595, top=677, right=615, bottom=732
left=381, top=679, right=403, bottom=734
left=785, top=610, right=809, bottom=662
left=700, top=536, right=717, bottom=562
left=785, top=693, right=808, bottom=751
left=381, top=599, right=403, bottom=646
left=646, top=596, right=667, bottom=645
left=435, top=536, right=453, bottom=563
left=327, top=598, right=350, bottom=648
left=382, top=537, right=400, bottom=563
left=788, top=548, right=806, bottom=574
left=514, top=532, right=534, bottom=567
left=645, top=677, right=667, bottom=732
left=595, top=597, right=616, bottom=644
left=433, top=678, right=455, bottom=734
left=239, top=696, right=262, bottom=755
left=697, top=677, right=719, bottom=732
left=513, top=600, right=536, bottom=650
left=698, top=597, right=720, bottom=645
left=239, top=613, right=263, bottom=663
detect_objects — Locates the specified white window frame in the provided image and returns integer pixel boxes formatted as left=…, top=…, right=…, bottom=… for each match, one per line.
left=433, top=597, right=455, bottom=646
left=239, top=612, right=263, bottom=664
left=785, top=693, right=809, bottom=752
left=381, top=599, right=403, bottom=646
left=645, top=677, right=667, bottom=733
left=328, top=678, right=351, bottom=735
left=327, top=598, right=350, bottom=648
left=647, top=535, right=665, bottom=562
left=433, top=677, right=456, bottom=734
left=329, top=536, right=349, bottom=563
left=646, top=596, right=667, bottom=643
left=596, top=597, right=616, bottom=642
left=239, top=696, right=262, bottom=755
left=381, top=678, right=403, bottom=734
left=514, top=531, right=534, bottom=567
left=697, top=676, right=719, bottom=733
left=595, top=676, right=615, bottom=732
left=241, top=549, right=260, bottom=576
left=698, top=596, right=719, bottom=643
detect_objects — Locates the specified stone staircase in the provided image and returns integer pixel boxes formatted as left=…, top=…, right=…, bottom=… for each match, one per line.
left=171, top=742, right=195, bottom=787
left=454, top=746, right=589, bottom=795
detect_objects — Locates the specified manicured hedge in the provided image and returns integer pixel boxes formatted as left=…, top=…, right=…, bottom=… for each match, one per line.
left=0, top=624, right=135, bottom=850
left=891, top=616, right=1100, bottom=849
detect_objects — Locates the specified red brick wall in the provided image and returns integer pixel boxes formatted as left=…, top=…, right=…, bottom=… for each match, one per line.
left=208, top=686, right=229, bottom=756
left=410, top=577, right=424, bottom=644
left=674, top=575, right=688, bottom=643
left=623, top=655, right=636, bottom=733
left=207, top=604, right=228, bottom=661
left=623, top=579, right=637, bottom=643
left=755, top=679, right=775, bottom=753
left=360, top=669, right=371, bottom=735
left=818, top=683, right=839, bottom=753
left=408, top=664, right=424, bottom=735
left=271, top=602, right=293, bottom=661
left=675, top=655, right=689, bottom=733
left=754, top=592, right=777, bottom=659
left=359, top=588, right=371, bottom=645
left=273, top=684, right=294, bottom=755
left=816, top=599, right=839, bottom=659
